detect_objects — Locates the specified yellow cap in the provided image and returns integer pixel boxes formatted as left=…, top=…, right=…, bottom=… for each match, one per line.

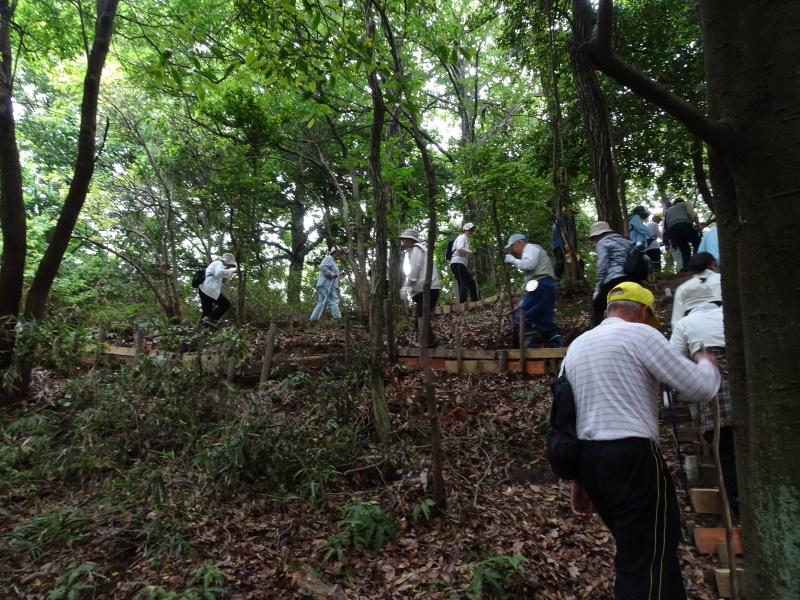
left=607, top=281, right=662, bottom=328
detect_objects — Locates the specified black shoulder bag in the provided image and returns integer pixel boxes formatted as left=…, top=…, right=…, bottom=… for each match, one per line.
left=546, top=370, right=580, bottom=480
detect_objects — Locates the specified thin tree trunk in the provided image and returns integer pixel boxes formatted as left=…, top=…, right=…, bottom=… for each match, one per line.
left=24, top=0, right=120, bottom=320
left=570, top=0, right=624, bottom=232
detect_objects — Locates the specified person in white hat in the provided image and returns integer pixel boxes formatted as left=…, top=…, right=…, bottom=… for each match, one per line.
left=587, top=221, right=641, bottom=327
left=449, top=222, right=479, bottom=303
left=400, top=229, right=442, bottom=348
left=310, top=247, right=346, bottom=321
left=669, top=281, right=737, bottom=517
left=670, top=252, right=721, bottom=328
left=503, top=233, right=564, bottom=348
left=198, top=252, right=238, bottom=327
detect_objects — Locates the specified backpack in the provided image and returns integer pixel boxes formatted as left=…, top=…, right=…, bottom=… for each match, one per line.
left=444, top=238, right=456, bottom=261
left=191, top=268, right=207, bottom=288
left=546, top=370, right=580, bottom=480
left=623, top=243, right=649, bottom=281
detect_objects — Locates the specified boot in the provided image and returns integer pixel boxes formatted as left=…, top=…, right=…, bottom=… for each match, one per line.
left=524, top=331, right=539, bottom=349
left=548, top=334, right=565, bottom=348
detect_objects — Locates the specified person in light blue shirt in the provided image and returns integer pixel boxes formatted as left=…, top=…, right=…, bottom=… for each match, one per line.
left=310, top=248, right=346, bottom=320
left=627, top=206, right=654, bottom=247
left=697, top=225, right=719, bottom=264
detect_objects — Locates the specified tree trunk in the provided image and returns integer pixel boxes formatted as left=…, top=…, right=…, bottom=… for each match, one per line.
left=570, top=0, right=624, bottom=232
left=24, top=0, right=120, bottom=320
left=586, top=2, right=800, bottom=596
left=364, top=3, right=391, bottom=445
left=0, top=0, right=26, bottom=374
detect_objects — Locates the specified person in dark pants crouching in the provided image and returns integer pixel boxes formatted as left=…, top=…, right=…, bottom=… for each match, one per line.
left=563, top=282, right=721, bottom=600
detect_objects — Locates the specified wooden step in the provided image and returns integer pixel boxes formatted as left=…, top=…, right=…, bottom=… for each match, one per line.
left=715, top=567, right=745, bottom=598
left=692, top=527, right=742, bottom=555
left=689, top=488, right=722, bottom=514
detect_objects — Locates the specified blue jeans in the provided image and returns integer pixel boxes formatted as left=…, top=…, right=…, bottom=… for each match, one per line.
left=310, top=284, right=341, bottom=320
left=513, top=277, right=560, bottom=340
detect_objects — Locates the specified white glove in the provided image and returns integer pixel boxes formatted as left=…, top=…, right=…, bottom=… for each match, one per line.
left=504, top=254, right=516, bottom=264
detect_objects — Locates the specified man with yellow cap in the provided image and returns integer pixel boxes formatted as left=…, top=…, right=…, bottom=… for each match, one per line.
left=560, top=282, right=720, bottom=600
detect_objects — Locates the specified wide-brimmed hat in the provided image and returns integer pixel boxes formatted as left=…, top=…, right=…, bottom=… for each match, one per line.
left=463, top=222, right=476, bottom=231
left=606, top=282, right=662, bottom=328
left=682, top=283, right=722, bottom=314
left=631, top=205, right=651, bottom=218
left=399, top=229, right=423, bottom=243
left=330, top=247, right=345, bottom=256
left=221, top=252, right=237, bottom=267
left=588, top=221, right=615, bottom=239
left=504, top=233, right=527, bottom=250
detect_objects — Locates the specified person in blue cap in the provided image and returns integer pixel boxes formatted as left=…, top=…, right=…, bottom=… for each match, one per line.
left=504, top=234, right=565, bottom=348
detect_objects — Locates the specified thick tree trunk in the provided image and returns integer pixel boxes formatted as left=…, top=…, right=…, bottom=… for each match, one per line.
left=570, top=0, right=624, bottom=232
left=586, top=2, right=800, bottom=596
left=698, top=6, right=800, bottom=597
left=0, top=0, right=26, bottom=373
left=24, top=0, right=120, bottom=320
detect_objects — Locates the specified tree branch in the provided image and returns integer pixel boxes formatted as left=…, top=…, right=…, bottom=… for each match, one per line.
left=586, top=0, right=733, bottom=148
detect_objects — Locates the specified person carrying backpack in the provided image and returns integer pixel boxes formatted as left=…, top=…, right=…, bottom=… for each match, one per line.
left=198, top=252, right=238, bottom=328
left=449, top=222, right=479, bottom=303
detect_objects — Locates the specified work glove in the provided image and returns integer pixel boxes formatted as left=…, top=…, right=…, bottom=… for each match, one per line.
left=504, top=254, right=516, bottom=264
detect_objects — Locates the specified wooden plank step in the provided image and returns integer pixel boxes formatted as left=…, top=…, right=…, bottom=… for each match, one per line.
left=676, top=426, right=701, bottom=443
left=692, top=527, right=742, bottom=555
left=714, top=567, right=745, bottom=598
left=504, top=348, right=568, bottom=359
left=689, top=488, right=722, bottom=514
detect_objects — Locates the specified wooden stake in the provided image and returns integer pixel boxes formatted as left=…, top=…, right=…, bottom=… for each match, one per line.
left=259, top=323, right=278, bottom=384
left=384, top=299, right=395, bottom=364
left=455, top=325, right=463, bottom=373
left=344, top=313, right=352, bottom=367
left=134, top=325, right=145, bottom=363
left=713, top=392, right=740, bottom=599
left=519, top=310, right=526, bottom=378
left=497, top=350, right=507, bottom=374
left=93, top=324, right=108, bottom=368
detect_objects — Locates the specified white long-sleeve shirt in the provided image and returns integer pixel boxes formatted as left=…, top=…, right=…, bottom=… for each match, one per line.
left=671, top=303, right=725, bottom=357
left=561, top=317, right=720, bottom=442
left=199, top=260, right=236, bottom=300
left=405, top=243, right=441, bottom=295
left=450, top=233, right=473, bottom=267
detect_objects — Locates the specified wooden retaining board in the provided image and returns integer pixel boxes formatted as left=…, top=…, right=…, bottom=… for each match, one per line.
left=399, top=356, right=546, bottom=375
left=397, top=347, right=567, bottom=360
left=715, top=568, right=745, bottom=598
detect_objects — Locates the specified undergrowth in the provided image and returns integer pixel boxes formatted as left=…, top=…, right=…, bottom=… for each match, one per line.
left=0, top=319, right=379, bottom=596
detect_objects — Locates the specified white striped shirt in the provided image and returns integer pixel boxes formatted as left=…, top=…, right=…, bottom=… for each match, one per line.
left=560, top=317, right=720, bottom=442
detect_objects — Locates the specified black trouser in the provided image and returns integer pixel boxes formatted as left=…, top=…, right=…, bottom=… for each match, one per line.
left=412, top=289, right=440, bottom=348
left=579, top=438, right=687, bottom=600
left=645, top=248, right=662, bottom=272
left=593, top=275, right=639, bottom=327
left=668, top=221, right=700, bottom=269
left=198, top=289, right=231, bottom=322
left=553, top=246, right=566, bottom=280
left=702, top=426, right=739, bottom=518
left=450, top=263, right=479, bottom=303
